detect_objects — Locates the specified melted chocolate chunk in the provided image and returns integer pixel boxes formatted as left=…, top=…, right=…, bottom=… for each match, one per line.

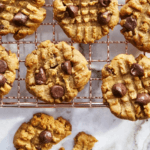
left=112, top=83, right=127, bottom=98
left=39, top=131, right=52, bottom=144
left=98, top=11, right=111, bottom=25
left=35, top=68, right=46, bottom=85
left=131, top=63, right=144, bottom=77
left=136, top=93, right=150, bottom=105
left=13, top=12, right=28, bottom=26
left=67, top=5, right=78, bottom=18
left=124, top=16, right=137, bottom=31
left=99, top=0, right=111, bottom=7
left=61, top=61, right=72, bottom=75
left=51, top=85, right=65, bottom=99
left=0, top=60, right=7, bottom=73
left=0, top=74, right=6, bottom=87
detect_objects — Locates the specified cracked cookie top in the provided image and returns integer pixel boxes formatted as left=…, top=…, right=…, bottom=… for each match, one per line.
left=73, top=132, right=98, bottom=150
left=102, top=54, right=150, bottom=121
left=53, top=0, right=119, bottom=43
left=0, top=45, right=19, bottom=97
left=0, top=0, right=46, bottom=40
left=25, top=40, right=91, bottom=103
left=13, top=113, right=72, bottom=150
left=120, top=0, right=150, bottom=52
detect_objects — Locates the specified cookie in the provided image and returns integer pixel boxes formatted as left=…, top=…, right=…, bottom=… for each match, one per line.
left=120, top=0, right=150, bottom=52
left=0, top=45, right=19, bottom=97
left=101, top=54, right=150, bottom=121
left=53, top=0, right=119, bottom=43
left=13, top=113, right=72, bottom=150
left=0, top=0, right=46, bottom=40
left=25, top=40, right=91, bottom=103
left=73, top=132, right=98, bottom=150
left=59, top=147, right=65, bottom=150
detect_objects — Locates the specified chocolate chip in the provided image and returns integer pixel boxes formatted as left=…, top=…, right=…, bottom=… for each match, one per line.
left=124, top=16, right=137, bottom=31
left=0, top=74, right=6, bottom=87
left=99, top=0, right=111, bottom=7
left=13, top=12, right=28, bottom=26
left=136, top=93, right=150, bottom=105
left=0, top=3, right=5, bottom=13
left=0, top=60, right=7, bottom=73
left=39, top=131, right=52, bottom=144
left=67, top=5, right=78, bottom=18
left=131, top=63, right=144, bottom=77
left=35, top=68, right=46, bottom=85
left=98, top=11, right=111, bottom=25
left=51, top=85, right=65, bottom=99
left=61, top=61, right=72, bottom=75
left=112, top=83, right=127, bottom=98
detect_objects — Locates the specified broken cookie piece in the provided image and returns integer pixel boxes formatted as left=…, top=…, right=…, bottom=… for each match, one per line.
left=13, top=113, right=72, bottom=150
left=73, top=132, right=98, bottom=150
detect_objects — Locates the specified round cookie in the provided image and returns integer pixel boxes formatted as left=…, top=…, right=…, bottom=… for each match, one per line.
left=13, top=113, right=72, bottom=150
left=0, top=0, right=46, bottom=40
left=120, top=0, right=150, bottom=52
left=53, top=0, right=119, bottom=43
left=102, top=54, right=150, bottom=121
left=0, top=45, right=19, bottom=97
left=25, top=40, right=91, bottom=103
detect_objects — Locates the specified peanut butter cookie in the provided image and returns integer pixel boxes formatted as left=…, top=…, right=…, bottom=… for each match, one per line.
left=73, top=132, right=98, bottom=150
left=25, top=40, right=91, bottom=103
left=53, top=0, right=119, bottom=43
left=120, top=0, right=150, bottom=52
left=0, top=0, right=46, bottom=40
left=13, top=113, right=72, bottom=150
left=0, top=45, right=19, bottom=97
left=102, top=54, right=150, bottom=121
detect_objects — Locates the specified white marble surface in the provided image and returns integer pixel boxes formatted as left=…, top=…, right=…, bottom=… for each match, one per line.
left=1, top=0, right=150, bottom=149
left=1, top=108, right=150, bottom=150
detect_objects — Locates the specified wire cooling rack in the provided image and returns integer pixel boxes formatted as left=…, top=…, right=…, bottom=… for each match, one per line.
left=0, top=0, right=145, bottom=108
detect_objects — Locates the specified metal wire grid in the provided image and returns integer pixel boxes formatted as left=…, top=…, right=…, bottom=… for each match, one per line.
left=0, top=1, right=133, bottom=108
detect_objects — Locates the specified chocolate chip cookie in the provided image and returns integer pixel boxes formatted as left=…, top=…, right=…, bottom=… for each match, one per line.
left=25, top=40, right=91, bottom=103
left=13, top=113, right=72, bottom=150
left=73, top=132, right=98, bottom=150
left=101, top=54, right=150, bottom=121
left=53, top=0, right=119, bottom=43
left=0, top=0, right=46, bottom=40
left=120, top=0, right=150, bottom=52
left=0, top=45, right=19, bottom=97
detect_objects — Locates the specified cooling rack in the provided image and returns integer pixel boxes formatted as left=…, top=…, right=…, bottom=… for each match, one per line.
left=0, top=0, right=142, bottom=108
